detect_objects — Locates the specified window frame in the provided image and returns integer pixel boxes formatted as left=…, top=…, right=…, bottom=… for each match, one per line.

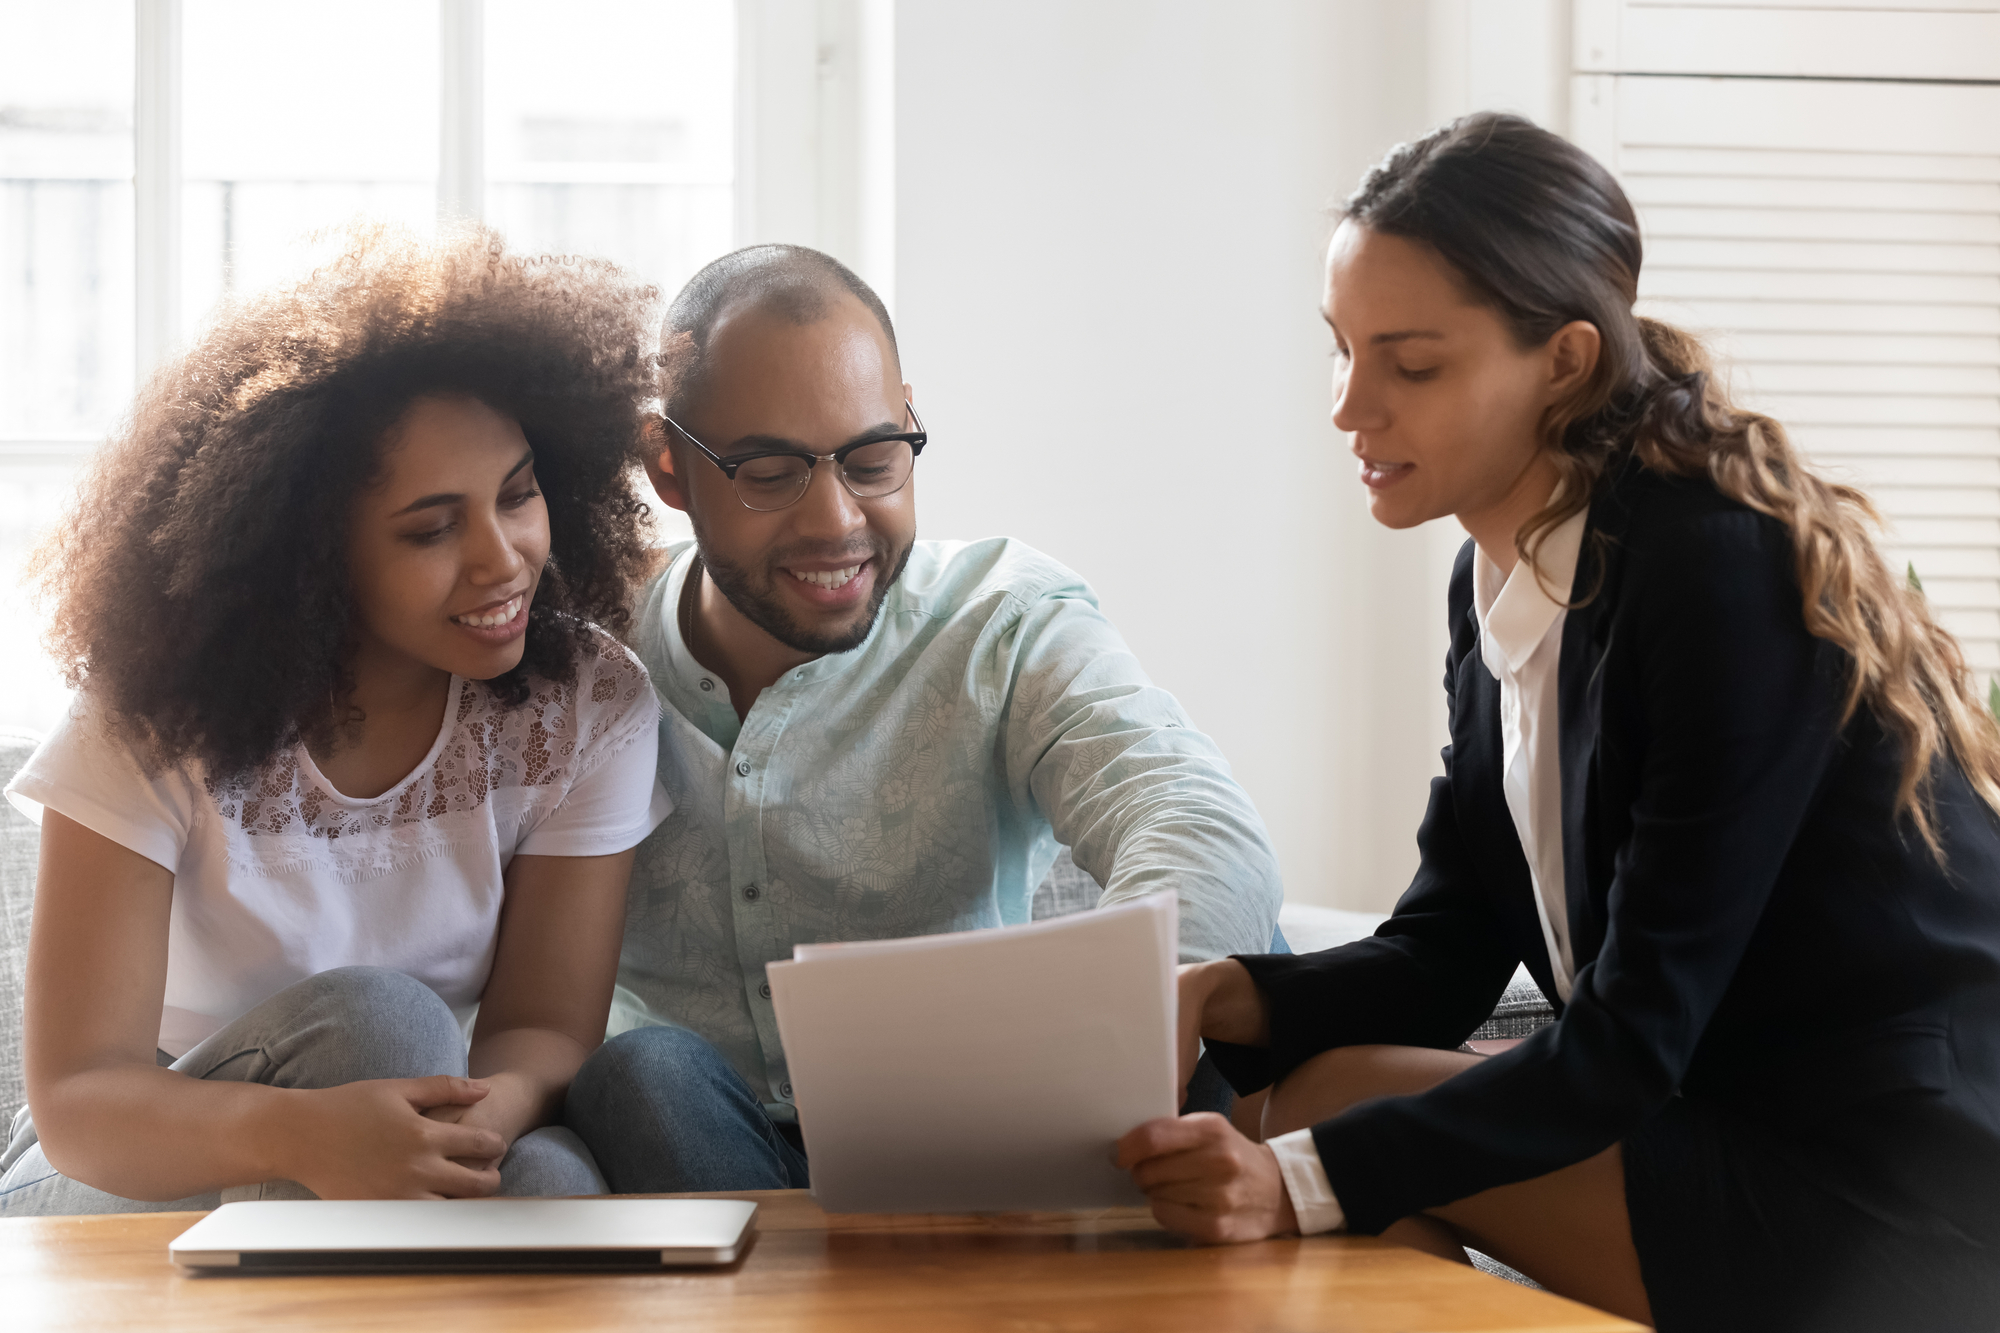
left=1, top=0, right=892, bottom=451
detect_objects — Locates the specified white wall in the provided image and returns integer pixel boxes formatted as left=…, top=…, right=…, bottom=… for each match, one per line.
left=892, top=1, right=1448, bottom=909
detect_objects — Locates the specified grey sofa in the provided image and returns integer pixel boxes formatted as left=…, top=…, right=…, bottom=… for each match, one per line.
left=1, top=730, right=41, bottom=1125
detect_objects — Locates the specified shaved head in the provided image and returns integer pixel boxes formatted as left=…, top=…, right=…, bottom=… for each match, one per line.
left=662, top=244, right=898, bottom=420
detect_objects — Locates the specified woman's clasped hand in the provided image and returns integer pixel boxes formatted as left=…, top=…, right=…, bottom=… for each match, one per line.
left=290, top=1076, right=507, bottom=1200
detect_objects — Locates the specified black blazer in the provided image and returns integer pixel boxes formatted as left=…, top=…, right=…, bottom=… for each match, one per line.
left=1215, top=462, right=2000, bottom=1237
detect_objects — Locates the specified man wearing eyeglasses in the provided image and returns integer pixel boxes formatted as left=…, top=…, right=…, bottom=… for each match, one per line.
left=564, top=244, right=1283, bottom=1193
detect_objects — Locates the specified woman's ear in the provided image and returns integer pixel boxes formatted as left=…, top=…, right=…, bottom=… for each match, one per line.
left=641, top=415, right=690, bottom=513
left=1546, top=320, right=1602, bottom=402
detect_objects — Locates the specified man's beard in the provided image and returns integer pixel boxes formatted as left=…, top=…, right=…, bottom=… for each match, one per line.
left=690, top=520, right=914, bottom=656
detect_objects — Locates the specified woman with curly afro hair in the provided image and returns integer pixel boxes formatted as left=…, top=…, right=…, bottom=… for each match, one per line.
left=1, top=224, right=674, bottom=1213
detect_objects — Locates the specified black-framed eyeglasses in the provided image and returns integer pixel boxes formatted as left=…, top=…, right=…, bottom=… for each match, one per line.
left=662, top=401, right=927, bottom=512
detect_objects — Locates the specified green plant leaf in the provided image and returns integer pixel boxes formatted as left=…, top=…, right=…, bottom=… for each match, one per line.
left=1990, top=679, right=1999, bottom=723
left=1908, top=562, right=1925, bottom=593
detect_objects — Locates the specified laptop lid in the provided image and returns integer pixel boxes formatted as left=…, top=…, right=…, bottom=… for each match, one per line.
left=169, top=1198, right=759, bottom=1272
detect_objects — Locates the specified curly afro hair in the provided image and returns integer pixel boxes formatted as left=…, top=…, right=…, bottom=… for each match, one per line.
left=34, top=222, right=661, bottom=779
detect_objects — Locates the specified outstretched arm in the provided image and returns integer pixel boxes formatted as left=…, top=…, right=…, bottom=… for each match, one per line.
left=1312, top=509, right=1850, bottom=1236
left=1196, top=541, right=1520, bottom=1094
left=1003, top=586, right=1282, bottom=961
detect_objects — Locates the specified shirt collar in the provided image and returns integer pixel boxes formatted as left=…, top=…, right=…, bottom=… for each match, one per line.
left=649, top=543, right=887, bottom=746
left=1472, top=501, right=1589, bottom=675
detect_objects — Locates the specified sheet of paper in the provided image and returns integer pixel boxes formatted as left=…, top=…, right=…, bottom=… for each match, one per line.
left=768, top=892, right=1177, bottom=1213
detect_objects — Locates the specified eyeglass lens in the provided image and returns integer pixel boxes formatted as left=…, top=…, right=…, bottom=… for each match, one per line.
left=732, top=439, right=916, bottom=511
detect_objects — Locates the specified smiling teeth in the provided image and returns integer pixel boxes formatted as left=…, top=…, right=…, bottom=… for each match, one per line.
left=790, top=565, right=861, bottom=590
left=454, top=596, right=521, bottom=628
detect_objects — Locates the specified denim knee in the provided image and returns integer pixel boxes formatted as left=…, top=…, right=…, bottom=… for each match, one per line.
left=294, top=966, right=463, bottom=1083
left=567, top=1026, right=744, bottom=1138
left=498, top=1126, right=608, bottom=1198
left=565, top=1026, right=795, bottom=1193
left=182, top=965, right=465, bottom=1087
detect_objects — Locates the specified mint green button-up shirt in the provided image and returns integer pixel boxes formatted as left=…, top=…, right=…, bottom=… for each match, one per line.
left=611, top=537, right=1283, bottom=1112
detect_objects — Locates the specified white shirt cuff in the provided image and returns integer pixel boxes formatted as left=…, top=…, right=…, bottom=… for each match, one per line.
left=1267, top=1128, right=1345, bottom=1235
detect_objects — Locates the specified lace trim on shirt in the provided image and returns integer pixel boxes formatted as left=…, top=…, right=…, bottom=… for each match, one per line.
left=207, top=632, right=649, bottom=843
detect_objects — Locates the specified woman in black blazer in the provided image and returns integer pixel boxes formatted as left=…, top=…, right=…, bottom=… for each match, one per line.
left=1118, top=114, right=2000, bottom=1331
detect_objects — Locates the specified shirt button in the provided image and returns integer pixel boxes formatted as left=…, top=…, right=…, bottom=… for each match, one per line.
left=735, top=760, right=751, bottom=776
left=759, top=981, right=772, bottom=999
left=780, top=1082, right=792, bottom=1098
left=744, top=885, right=760, bottom=901
left=700, top=678, right=714, bottom=692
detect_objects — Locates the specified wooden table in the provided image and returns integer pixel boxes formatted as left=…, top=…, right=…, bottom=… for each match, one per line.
left=2, top=1190, right=1643, bottom=1331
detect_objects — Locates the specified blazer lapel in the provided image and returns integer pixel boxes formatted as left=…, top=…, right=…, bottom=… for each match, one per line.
left=1556, top=558, right=1607, bottom=968
left=1557, top=475, right=1639, bottom=970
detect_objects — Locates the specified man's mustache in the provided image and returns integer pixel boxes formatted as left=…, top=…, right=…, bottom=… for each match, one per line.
left=763, top=541, right=885, bottom=568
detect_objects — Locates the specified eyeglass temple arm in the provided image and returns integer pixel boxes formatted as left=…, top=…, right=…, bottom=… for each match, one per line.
left=660, top=401, right=923, bottom=473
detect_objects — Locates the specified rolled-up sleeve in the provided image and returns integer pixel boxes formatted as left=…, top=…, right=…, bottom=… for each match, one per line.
left=999, top=584, right=1282, bottom=962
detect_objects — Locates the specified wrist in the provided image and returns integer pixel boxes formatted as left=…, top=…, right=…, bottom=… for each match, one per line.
left=243, top=1085, right=316, bottom=1184
left=1198, top=959, right=1269, bottom=1047
left=1262, top=1144, right=1301, bottom=1235
left=464, top=1069, right=544, bottom=1144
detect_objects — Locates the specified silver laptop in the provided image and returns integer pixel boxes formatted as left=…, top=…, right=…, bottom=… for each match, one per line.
left=169, top=1198, right=758, bottom=1273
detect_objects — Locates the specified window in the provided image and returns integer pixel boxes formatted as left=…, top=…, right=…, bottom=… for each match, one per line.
left=0, top=1, right=134, bottom=732
left=0, top=2, right=134, bottom=443
left=1574, top=1, right=2000, bottom=688
left=179, top=1, right=443, bottom=329
left=0, top=0, right=751, bottom=736
left=484, top=0, right=737, bottom=297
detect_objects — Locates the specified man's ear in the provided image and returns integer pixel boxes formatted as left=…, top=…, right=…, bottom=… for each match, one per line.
left=641, top=414, right=690, bottom=513
left=1545, top=321, right=1602, bottom=402
left=903, top=381, right=916, bottom=411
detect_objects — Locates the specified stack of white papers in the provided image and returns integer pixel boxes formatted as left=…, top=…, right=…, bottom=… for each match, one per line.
left=768, top=892, right=1178, bottom=1213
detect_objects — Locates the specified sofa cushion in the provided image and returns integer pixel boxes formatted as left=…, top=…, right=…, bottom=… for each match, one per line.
left=1031, top=846, right=1101, bottom=920
left=1276, top=901, right=1389, bottom=954
left=1272, top=902, right=1556, bottom=1044
left=0, top=728, right=43, bottom=1127
left=1469, top=973, right=1559, bottom=1042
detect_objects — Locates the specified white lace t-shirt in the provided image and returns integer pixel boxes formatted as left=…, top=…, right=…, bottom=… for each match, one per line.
left=5, top=631, right=672, bottom=1057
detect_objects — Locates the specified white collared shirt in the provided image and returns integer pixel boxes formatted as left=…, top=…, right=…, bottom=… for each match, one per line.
left=1271, top=504, right=1590, bottom=1235
left=1474, top=506, right=1588, bottom=1006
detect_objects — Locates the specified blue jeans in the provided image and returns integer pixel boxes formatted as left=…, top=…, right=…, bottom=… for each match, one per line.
left=0, top=965, right=605, bottom=1216
left=565, top=923, right=1294, bottom=1194
left=566, top=1025, right=810, bottom=1194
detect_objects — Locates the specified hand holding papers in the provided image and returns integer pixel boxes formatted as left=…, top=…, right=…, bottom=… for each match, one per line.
left=767, top=893, right=1178, bottom=1213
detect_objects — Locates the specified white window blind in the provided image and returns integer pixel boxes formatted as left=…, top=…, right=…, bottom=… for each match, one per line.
left=1573, top=25, right=2000, bottom=685
left=1575, top=0, right=2000, bottom=82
